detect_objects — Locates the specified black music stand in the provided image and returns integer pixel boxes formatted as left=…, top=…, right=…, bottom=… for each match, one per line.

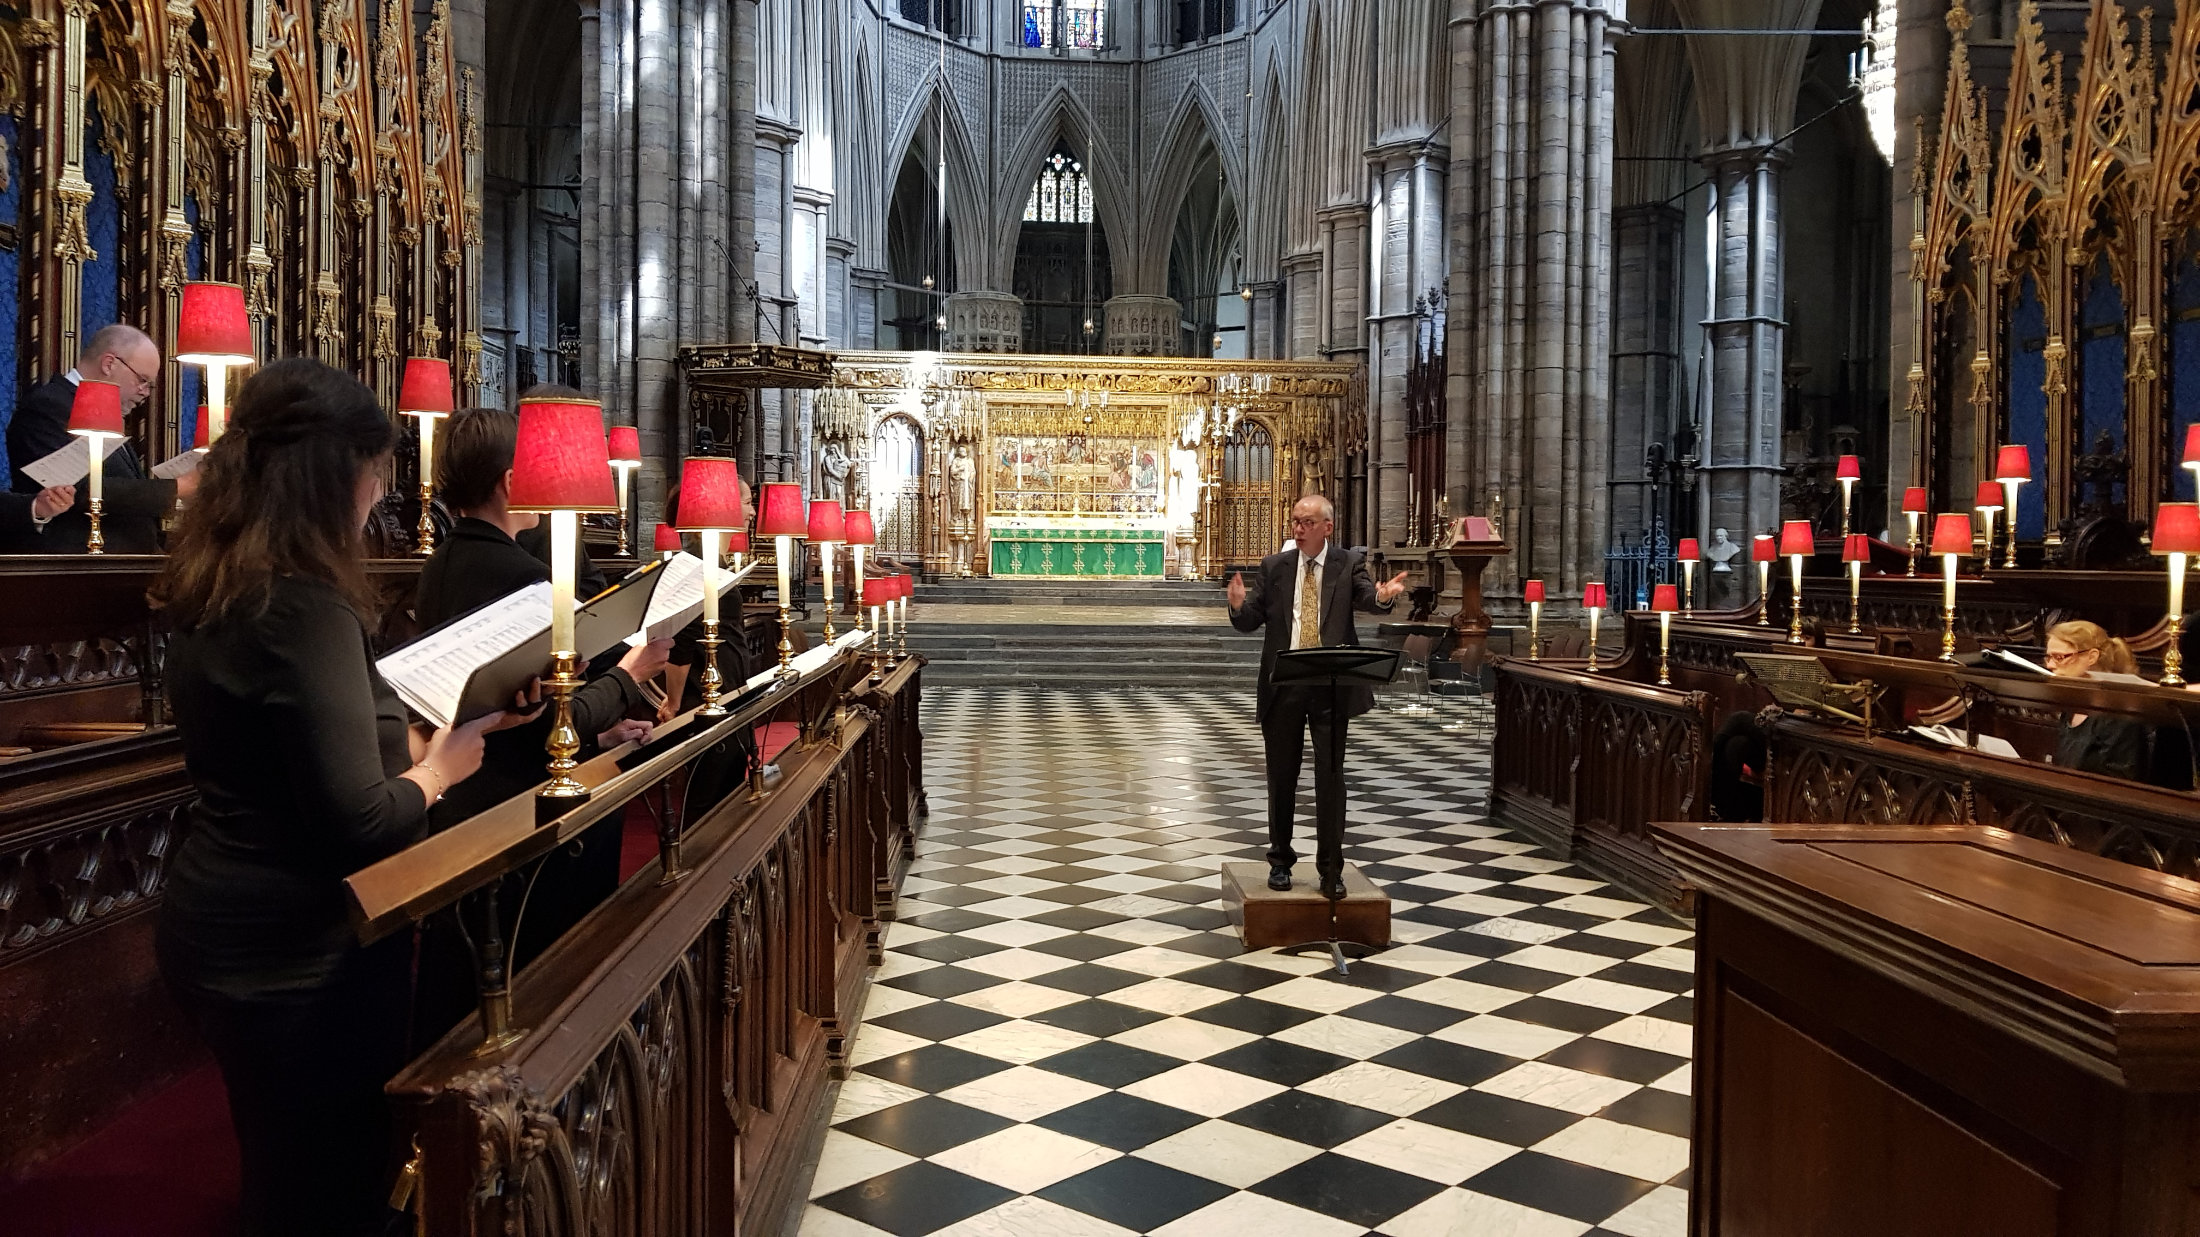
left=1270, top=645, right=1401, bottom=974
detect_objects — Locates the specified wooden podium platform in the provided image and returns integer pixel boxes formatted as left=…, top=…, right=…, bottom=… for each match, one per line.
left=1220, top=862, right=1389, bottom=950
left=1658, top=822, right=2200, bottom=1236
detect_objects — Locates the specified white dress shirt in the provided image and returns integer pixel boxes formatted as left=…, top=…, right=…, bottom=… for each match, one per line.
left=1290, top=545, right=1328, bottom=648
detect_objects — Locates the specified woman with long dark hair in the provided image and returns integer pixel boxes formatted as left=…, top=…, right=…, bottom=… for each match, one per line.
left=152, top=357, right=514, bottom=1235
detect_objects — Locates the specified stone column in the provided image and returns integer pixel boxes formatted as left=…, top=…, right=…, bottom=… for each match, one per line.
left=1448, top=0, right=1620, bottom=594
left=1607, top=201, right=1684, bottom=551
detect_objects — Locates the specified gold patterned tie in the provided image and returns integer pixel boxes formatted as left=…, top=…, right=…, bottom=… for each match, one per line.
left=1296, top=558, right=1321, bottom=649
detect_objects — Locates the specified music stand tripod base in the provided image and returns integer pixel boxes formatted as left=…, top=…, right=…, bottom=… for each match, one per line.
left=1222, top=862, right=1391, bottom=975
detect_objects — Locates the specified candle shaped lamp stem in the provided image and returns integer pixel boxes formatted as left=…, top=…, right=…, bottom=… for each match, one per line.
left=1840, top=479, right=1854, bottom=540
left=697, top=529, right=727, bottom=716
left=2169, top=551, right=2189, bottom=688
left=774, top=537, right=797, bottom=676
left=1581, top=582, right=1607, bottom=674
left=819, top=542, right=838, bottom=643
left=1528, top=601, right=1541, bottom=659
left=86, top=440, right=107, bottom=554
left=870, top=604, right=886, bottom=682
left=1681, top=560, right=1695, bottom=613
left=1756, top=560, right=1772, bottom=625
left=65, top=382, right=124, bottom=556
left=2001, top=481, right=2023, bottom=569
left=414, top=414, right=438, bottom=555
left=204, top=364, right=229, bottom=442
left=1942, top=552, right=1959, bottom=663
left=1848, top=560, right=1863, bottom=634
left=1659, top=612, right=1673, bottom=685
left=1906, top=512, right=1921, bottom=576
left=614, top=467, right=634, bottom=557
left=1789, top=555, right=1807, bottom=645
left=1586, top=608, right=1601, bottom=671
left=540, top=511, right=589, bottom=807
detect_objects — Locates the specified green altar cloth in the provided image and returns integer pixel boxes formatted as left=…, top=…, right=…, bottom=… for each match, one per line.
left=988, top=527, right=1167, bottom=578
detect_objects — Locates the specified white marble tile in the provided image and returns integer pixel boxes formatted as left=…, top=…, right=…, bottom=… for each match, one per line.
left=1589, top=1015, right=1693, bottom=1059
left=1271, top=1014, right=1422, bottom=1060
left=845, top=1024, right=932, bottom=1066
left=958, top=895, right=1068, bottom=920
left=1431, top=1015, right=1579, bottom=1059
left=1299, top=1061, right=1465, bottom=1116
left=872, top=952, right=940, bottom=981
left=806, top=1131, right=917, bottom=1198
left=1082, top=871, right=1174, bottom=894
left=1108, top=1016, right=1258, bottom=1061
left=1649, top=1064, right=1692, bottom=1095
left=1464, top=918, right=1579, bottom=947
left=1600, top=1185, right=1690, bottom=1237
left=853, top=984, right=936, bottom=1020
left=1434, top=892, right=1544, bottom=917
left=1537, top=976, right=1675, bottom=1015
left=1131, top=1118, right=1324, bottom=1188
left=1149, top=1189, right=1367, bottom=1237
left=1393, top=976, right=1531, bottom=1015
left=942, top=1019, right=1095, bottom=1065
left=930, top=1196, right=1138, bottom=1237
left=1377, top=1188, right=1593, bottom=1237
left=1494, top=944, right=1620, bottom=977
left=828, top=1074, right=929, bottom=1121
left=1121, top=1059, right=1287, bottom=1116
left=967, top=873, right=1059, bottom=897
left=1479, top=854, right=1570, bottom=874
left=1335, top=1117, right=1518, bottom=1183
left=1364, top=944, right=1486, bottom=977
left=1511, top=873, right=1607, bottom=895
left=1387, top=918, right=1452, bottom=945
left=937, top=1065, right=1110, bottom=1122
left=1632, top=945, right=1697, bottom=973
left=967, top=854, right=1058, bottom=876
left=1533, top=1116, right=1691, bottom=1184
left=795, top=1203, right=899, bottom=1237
left=1254, top=974, right=1386, bottom=1014
left=1547, top=893, right=1657, bottom=920
left=928, top=1124, right=1122, bottom=1194
left=949, top=980, right=1086, bottom=1019
left=1233, top=947, right=1335, bottom=975
left=880, top=922, right=943, bottom=948
left=961, top=919, right=1075, bottom=948
left=1583, top=920, right=1693, bottom=948
left=956, top=948, right=1078, bottom=981
left=1474, top=1061, right=1642, bottom=1115
left=1085, top=918, right=1200, bottom=946
left=1085, top=893, right=1191, bottom=917
left=1105, top=976, right=1235, bottom=1015
left=1096, top=945, right=1217, bottom=977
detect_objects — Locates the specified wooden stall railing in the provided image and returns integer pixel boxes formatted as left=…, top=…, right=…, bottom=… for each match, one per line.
left=356, top=641, right=924, bottom=1236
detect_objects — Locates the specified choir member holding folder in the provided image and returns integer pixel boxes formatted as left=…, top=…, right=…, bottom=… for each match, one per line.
left=6, top=324, right=198, bottom=553
left=150, top=359, right=524, bottom=1236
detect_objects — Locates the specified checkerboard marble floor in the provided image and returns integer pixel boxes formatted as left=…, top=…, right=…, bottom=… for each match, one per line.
left=799, top=688, right=1694, bottom=1237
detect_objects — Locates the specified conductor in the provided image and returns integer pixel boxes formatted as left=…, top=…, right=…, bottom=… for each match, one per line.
left=1227, top=495, right=1407, bottom=899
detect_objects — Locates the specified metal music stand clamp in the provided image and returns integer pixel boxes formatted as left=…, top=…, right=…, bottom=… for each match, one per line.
left=1269, top=645, right=1403, bottom=975
left=1735, top=652, right=1885, bottom=737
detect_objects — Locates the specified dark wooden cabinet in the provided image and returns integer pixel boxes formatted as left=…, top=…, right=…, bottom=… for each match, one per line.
left=1658, top=822, right=2200, bottom=1236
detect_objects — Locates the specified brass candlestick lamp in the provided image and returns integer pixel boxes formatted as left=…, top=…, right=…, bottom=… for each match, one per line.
left=757, top=482, right=808, bottom=677
left=678, top=456, right=747, bottom=716
left=398, top=358, right=454, bottom=554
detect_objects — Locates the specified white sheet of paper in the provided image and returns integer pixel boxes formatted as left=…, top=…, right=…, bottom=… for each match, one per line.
left=23, top=435, right=125, bottom=488
left=1973, top=734, right=2020, bottom=758
left=623, top=555, right=758, bottom=646
left=150, top=449, right=206, bottom=481
left=377, top=582, right=553, bottom=729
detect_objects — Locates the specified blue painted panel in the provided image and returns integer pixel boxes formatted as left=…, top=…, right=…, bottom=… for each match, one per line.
left=2078, top=256, right=2128, bottom=513
left=79, top=98, right=119, bottom=344
left=0, top=113, right=22, bottom=484
left=177, top=196, right=203, bottom=448
left=2007, top=273, right=2049, bottom=538
left=2172, top=250, right=2200, bottom=501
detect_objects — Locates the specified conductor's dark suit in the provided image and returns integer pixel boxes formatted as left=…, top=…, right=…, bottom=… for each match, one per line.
left=1228, top=543, right=1392, bottom=882
left=7, top=373, right=176, bottom=554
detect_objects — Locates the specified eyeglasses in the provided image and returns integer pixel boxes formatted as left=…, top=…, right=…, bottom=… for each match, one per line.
left=1289, top=516, right=1328, bottom=528
left=105, top=353, right=156, bottom=390
left=2044, top=649, right=2086, bottom=664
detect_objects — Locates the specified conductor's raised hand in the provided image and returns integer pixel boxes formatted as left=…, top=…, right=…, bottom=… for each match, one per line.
left=1227, top=571, right=1247, bottom=611
left=1374, top=570, right=1409, bottom=604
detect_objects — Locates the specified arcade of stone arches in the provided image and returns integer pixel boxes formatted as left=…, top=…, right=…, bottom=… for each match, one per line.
left=812, top=352, right=1361, bottom=579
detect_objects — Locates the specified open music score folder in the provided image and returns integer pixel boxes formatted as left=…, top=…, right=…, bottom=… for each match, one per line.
left=623, top=553, right=757, bottom=646
left=377, top=558, right=669, bottom=730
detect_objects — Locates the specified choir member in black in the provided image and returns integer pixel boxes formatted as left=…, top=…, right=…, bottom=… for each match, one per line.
left=7, top=324, right=197, bottom=552
left=2044, top=620, right=2153, bottom=781
left=0, top=484, right=79, bottom=553
left=152, top=358, right=520, bottom=1236
left=653, top=482, right=760, bottom=805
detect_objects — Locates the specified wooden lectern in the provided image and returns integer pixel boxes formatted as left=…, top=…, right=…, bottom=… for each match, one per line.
left=1443, top=516, right=1510, bottom=673
left=1658, top=821, right=2200, bottom=1237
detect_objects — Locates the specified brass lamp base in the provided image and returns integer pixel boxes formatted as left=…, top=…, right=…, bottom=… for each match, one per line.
left=2166, top=613, right=2188, bottom=688
left=415, top=482, right=436, bottom=555
left=86, top=498, right=105, bottom=555
left=776, top=602, right=798, bottom=678
left=697, top=617, right=728, bottom=716
left=536, top=651, right=591, bottom=813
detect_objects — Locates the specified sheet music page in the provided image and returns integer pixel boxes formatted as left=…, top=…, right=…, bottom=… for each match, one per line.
left=149, top=449, right=206, bottom=480
left=376, top=582, right=552, bottom=729
left=23, top=434, right=126, bottom=488
left=624, top=556, right=757, bottom=645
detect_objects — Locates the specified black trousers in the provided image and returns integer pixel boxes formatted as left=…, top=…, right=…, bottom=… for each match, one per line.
left=171, top=940, right=411, bottom=1237
left=1262, top=688, right=1348, bottom=879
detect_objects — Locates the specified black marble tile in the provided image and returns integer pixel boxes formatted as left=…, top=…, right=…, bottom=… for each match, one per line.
left=1149, top=904, right=1232, bottom=931
left=1028, top=962, right=1151, bottom=997
left=1035, top=1090, right=1208, bottom=1151
left=893, top=935, right=1011, bottom=965
left=1171, top=961, right=1295, bottom=995
left=1597, top=1085, right=1693, bottom=1138
left=1369, top=1037, right=1517, bottom=1089
left=855, top=1044, right=1014, bottom=1094
left=1032, top=1040, right=1183, bottom=1089
left=877, top=964, right=1008, bottom=1000
left=1405, top=930, right=1523, bottom=959
left=1203, top=1038, right=1355, bottom=1087
left=1223, top=1090, right=1393, bottom=1149
left=1509, top=905, right=1613, bottom=932
left=1165, top=930, right=1255, bottom=959
left=868, top=1001, right=1010, bottom=1043
left=1412, top=1091, right=1581, bottom=1147
left=1146, top=883, right=1225, bottom=905
left=1498, top=996, right=1630, bottom=1035
left=1026, top=933, right=1143, bottom=962
left=1594, top=961, right=1697, bottom=994
left=897, top=907, right=1008, bottom=934
left=1325, top=961, right=1435, bottom=993
left=1251, top=1152, right=1446, bottom=1227
left=1025, top=905, right=1129, bottom=932
left=1559, top=931, right=1665, bottom=960
left=1036, top=1156, right=1234, bottom=1232
left=1345, top=994, right=1469, bottom=1034
left=1463, top=1149, right=1660, bottom=1223
left=1647, top=994, right=1695, bottom=1024
left=1028, top=999, right=1169, bottom=1038
left=1187, top=995, right=1323, bottom=1036
left=1539, top=1037, right=1687, bottom=1084
left=833, top=1095, right=1016, bottom=1157
left=1026, top=884, right=1127, bottom=906
left=812, top=1161, right=1017, bottom=1237
left=904, top=884, right=1016, bottom=908
left=1461, top=960, right=1579, bottom=995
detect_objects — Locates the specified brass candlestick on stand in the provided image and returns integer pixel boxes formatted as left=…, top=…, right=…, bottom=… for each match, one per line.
left=697, top=617, right=728, bottom=716
left=1906, top=515, right=1921, bottom=576
left=86, top=498, right=106, bottom=554
left=540, top=650, right=589, bottom=806
left=414, top=477, right=436, bottom=556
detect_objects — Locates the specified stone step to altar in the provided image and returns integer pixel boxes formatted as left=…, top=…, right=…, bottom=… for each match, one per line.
left=909, top=578, right=1224, bottom=608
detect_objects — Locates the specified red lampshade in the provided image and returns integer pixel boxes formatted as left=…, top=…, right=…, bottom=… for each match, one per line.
left=675, top=456, right=744, bottom=531
left=1902, top=486, right=1930, bottom=514
left=66, top=380, right=124, bottom=438
left=397, top=358, right=454, bottom=415
left=757, top=482, right=807, bottom=537
left=1973, top=480, right=2004, bottom=511
left=1836, top=454, right=1862, bottom=482
left=654, top=523, right=683, bottom=552
left=1523, top=579, right=1545, bottom=604
left=2154, top=503, right=2200, bottom=555
left=509, top=398, right=617, bottom=513
left=1582, top=582, right=1608, bottom=609
left=724, top=528, right=751, bottom=555
left=1994, top=444, right=2032, bottom=483
left=1676, top=538, right=1700, bottom=561
left=862, top=577, right=895, bottom=608
left=1931, top=512, right=1973, bottom=557
left=844, top=510, right=877, bottom=547
left=608, top=425, right=642, bottom=465
left=1651, top=583, right=1679, bottom=613
left=1842, top=533, right=1872, bottom=563
left=897, top=574, right=913, bottom=599
left=1751, top=534, right=1778, bottom=563
left=175, top=282, right=253, bottom=364
left=808, top=500, right=846, bottom=543
left=191, top=405, right=209, bottom=450
left=1779, top=520, right=1814, bottom=558
left=2185, top=424, right=2200, bottom=467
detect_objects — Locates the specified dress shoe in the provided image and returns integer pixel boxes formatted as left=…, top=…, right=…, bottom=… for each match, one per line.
left=1267, top=864, right=1293, bottom=891
left=1319, top=874, right=1345, bottom=900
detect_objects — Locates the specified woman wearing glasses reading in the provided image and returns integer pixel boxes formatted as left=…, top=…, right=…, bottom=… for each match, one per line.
left=2043, top=620, right=2150, bottom=782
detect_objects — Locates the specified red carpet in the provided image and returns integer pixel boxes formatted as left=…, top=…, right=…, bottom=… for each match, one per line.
left=617, top=721, right=798, bottom=881
left=0, top=1064, right=237, bottom=1237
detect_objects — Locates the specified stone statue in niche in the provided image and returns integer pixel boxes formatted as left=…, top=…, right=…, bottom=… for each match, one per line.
left=1706, top=527, right=1740, bottom=573
left=847, top=454, right=869, bottom=513
left=820, top=440, right=851, bottom=505
left=949, top=445, right=977, bottom=525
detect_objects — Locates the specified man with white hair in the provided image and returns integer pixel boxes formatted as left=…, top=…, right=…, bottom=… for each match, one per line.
left=1226, top=493, right=1407, bottom=899
left=7, top=324, right=192, bottom=553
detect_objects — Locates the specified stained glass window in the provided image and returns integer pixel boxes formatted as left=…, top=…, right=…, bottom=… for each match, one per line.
left=1022, top=2, right=1106, bottom=50
left=1022, top=152, right=1093, bottom=224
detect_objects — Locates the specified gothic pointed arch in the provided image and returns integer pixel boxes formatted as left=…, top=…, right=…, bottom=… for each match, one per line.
left=993, top=85, right=1135, bottom=291
left=1138, top=79, right=1244, bottom=293
left=1243, top=61, right=1289, bottom=285
left=883, top=71, right=988, bottom=290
